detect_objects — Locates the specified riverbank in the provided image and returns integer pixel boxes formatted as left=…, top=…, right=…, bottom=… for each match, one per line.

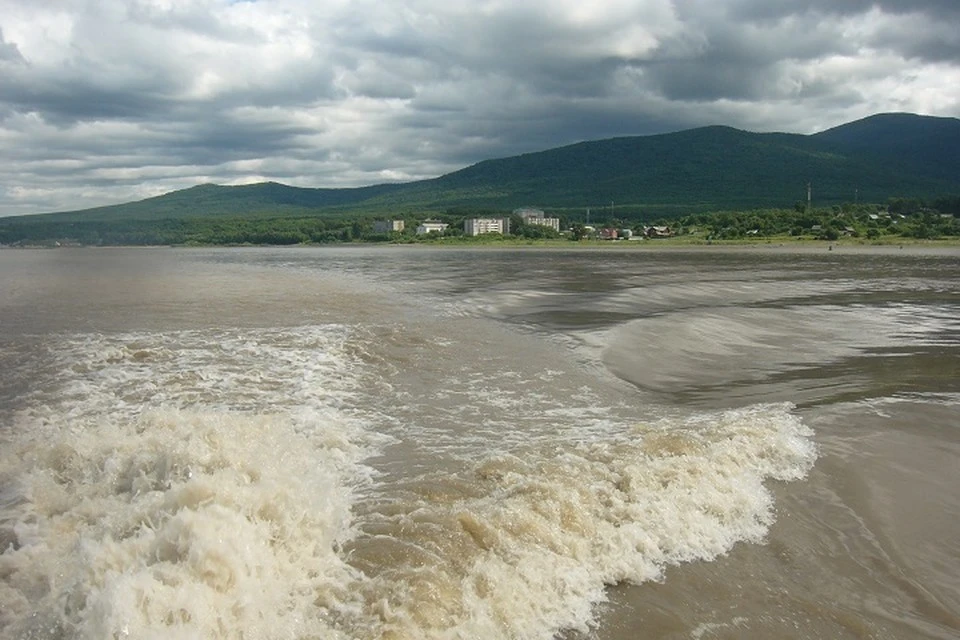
left=390, top=234, right=960, bottom=250
left=4, top=234, right=959, bottom=251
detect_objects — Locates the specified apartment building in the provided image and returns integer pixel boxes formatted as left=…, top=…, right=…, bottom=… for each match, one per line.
left=464, top=218, right=510, bottom=236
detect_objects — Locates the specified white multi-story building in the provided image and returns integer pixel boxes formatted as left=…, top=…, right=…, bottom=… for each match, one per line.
left=525, top=216, right=560, bottom=232
left=464, top=218, right=508, bottom=236
left=514, top=207, right=560, bottom=232
left=373, top=220, right=405, bottom=233
left=416, top=221, right=449, bottom=235
left=514, top=207, right=545, bottom=219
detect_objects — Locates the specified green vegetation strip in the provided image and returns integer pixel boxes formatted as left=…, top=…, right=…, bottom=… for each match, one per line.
left=1, top=198, right=957, bottom=247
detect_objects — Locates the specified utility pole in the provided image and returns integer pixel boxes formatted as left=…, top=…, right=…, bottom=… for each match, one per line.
left=807, top=182, right=812, bottom=212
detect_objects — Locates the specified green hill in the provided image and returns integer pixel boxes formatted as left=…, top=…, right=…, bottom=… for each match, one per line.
left=34, top=181, right=408, bottom=222
left=6, top=112, right=960, bottom=225
left=812, top=112, right=960, bottom=183
left=418, top=123, right=955, bottom=209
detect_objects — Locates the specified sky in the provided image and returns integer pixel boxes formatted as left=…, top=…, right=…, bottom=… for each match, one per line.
left=1, top=0, right=959, bottom=217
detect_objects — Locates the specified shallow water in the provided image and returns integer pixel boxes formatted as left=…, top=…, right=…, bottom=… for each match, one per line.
left=0, top=245, right=957, bottom=639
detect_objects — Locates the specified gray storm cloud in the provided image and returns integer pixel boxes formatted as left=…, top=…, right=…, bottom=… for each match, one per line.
left=0, top=0, right=957, bottom=216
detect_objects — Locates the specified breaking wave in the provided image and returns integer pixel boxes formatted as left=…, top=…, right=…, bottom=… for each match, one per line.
left=0, top=326, right=816, bottom=639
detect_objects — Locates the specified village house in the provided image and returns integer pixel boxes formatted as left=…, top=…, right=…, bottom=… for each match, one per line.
left=644, top=225, right=673, bottom=238
left=373, top=220, right=405, bottom=234
left=416, top=221, right=449, bottom=235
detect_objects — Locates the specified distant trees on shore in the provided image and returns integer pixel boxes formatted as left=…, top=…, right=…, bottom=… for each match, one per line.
left=1, top=197, right=957, bottom=247
left=668, top=200, right=957, bottom=241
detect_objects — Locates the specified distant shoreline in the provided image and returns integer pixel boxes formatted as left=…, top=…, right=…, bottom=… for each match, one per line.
left=376, top=235, right=960, bottom=251
left=5, top=237, right=960, bottom=255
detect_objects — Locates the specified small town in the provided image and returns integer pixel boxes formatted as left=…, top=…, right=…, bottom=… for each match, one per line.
left=373, top=207, right=671, bottom=241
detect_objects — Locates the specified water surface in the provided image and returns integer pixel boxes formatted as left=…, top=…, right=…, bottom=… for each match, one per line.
left=1, top=245, right=957, bottom=639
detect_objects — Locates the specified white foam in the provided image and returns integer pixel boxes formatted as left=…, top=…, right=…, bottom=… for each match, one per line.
left=1, top=325, right=818, bottom=640
left=0, top=326, right=383, bottom=639
left=343, top=403, right=817, bottom=639
left=4, top=410, right=369, bottom=638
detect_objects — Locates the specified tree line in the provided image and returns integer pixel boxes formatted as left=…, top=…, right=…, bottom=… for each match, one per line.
left=1, top=197, right=957, bottom=246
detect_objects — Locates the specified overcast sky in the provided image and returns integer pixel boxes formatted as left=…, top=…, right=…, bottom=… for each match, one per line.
left=1, top=0, right=959, bottom=217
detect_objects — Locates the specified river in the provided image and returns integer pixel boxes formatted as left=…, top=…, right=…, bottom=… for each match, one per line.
left=1, top=245, right=957, bottom=639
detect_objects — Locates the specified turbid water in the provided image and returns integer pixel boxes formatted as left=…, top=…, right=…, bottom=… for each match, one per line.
left=1, top=245, right=957, bottom=639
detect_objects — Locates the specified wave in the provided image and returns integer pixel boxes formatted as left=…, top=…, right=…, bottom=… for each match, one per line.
left=342, top=403, right=816, bottom=639
left=0, top=326, right=380, bottom=639
left=0, top=326, right=817, bottom=639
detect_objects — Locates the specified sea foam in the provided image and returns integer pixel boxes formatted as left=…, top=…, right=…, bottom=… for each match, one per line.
left=1, top=326, right=817, bottom=640
left=0, top=326, right=381, bottom=639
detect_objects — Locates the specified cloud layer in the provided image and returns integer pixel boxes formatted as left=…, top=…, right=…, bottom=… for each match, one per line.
left=1, top=0, right=959, bottom=216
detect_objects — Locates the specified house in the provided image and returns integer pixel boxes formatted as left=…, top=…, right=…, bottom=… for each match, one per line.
left=373, top=220, right=405, bottom=234
left=464, top=218, right=509, bottom=236
left=619, top=228, right=633, bottom=239
left=416, top=221, right=449, bottom=235
left=644, top=226, right=673, bottom=238
left=599, top=228, right=619, bottom=240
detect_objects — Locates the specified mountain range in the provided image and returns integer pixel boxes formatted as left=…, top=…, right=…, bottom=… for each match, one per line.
left=16, top=112, right=960, bottom=222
